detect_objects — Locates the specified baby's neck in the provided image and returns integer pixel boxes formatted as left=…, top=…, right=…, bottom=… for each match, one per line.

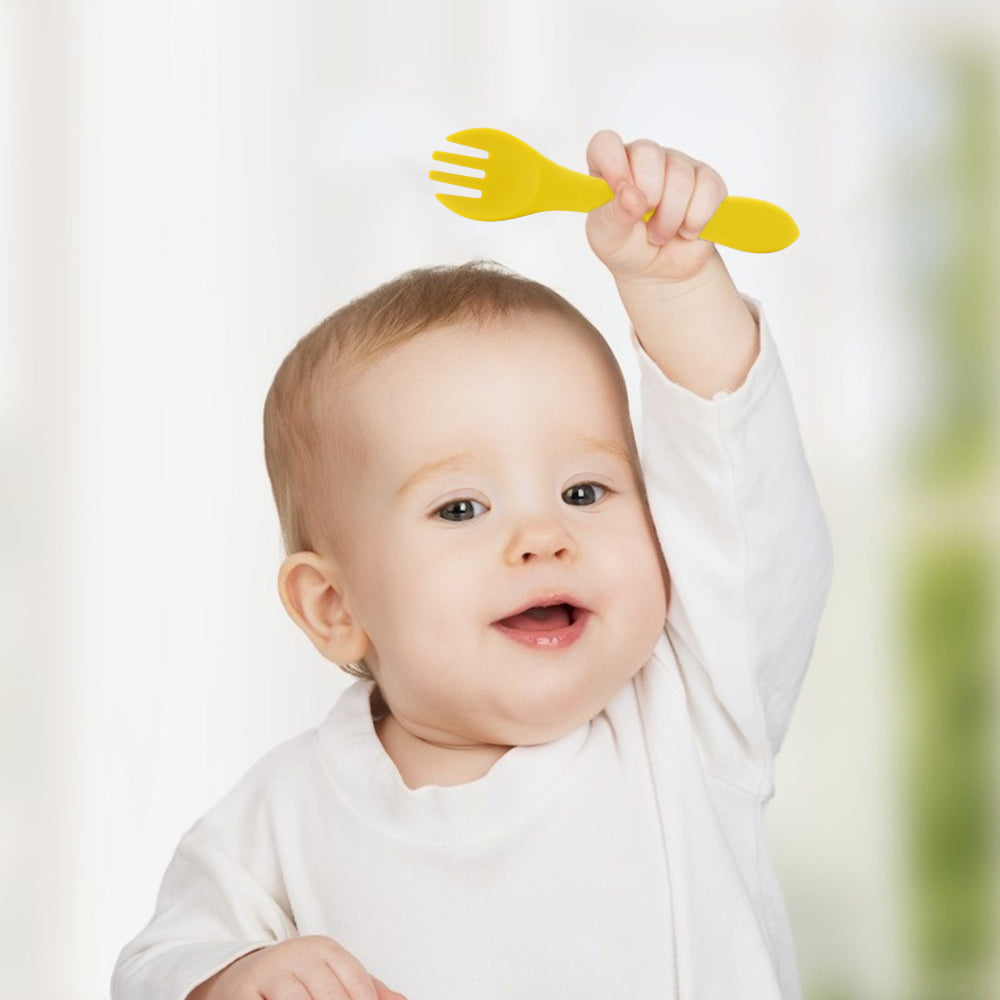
left=374, top=711, right=511, bottom=790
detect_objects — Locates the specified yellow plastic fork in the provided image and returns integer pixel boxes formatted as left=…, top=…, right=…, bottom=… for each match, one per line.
left=429, top=127, right=798, bottom=254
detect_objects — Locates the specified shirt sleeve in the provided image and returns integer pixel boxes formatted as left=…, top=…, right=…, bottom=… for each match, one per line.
left=110, top=822, right=297, bottom=1000
left=632, top=294, right=833, bottom=799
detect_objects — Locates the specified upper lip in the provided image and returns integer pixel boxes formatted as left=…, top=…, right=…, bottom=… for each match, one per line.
left=494, top=592, right=590, bottom=623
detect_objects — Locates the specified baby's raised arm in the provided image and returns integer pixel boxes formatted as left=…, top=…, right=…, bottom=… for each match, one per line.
left=584, top=130, right=759, bottom=401
left=585, top=130, right=833, bottom=792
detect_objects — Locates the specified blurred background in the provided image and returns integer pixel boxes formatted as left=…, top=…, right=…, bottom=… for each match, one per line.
left=2, top=0, right=998, bottom=997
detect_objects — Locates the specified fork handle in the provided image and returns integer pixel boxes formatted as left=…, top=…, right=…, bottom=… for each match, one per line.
left=557, top=170, right=798, bottom=254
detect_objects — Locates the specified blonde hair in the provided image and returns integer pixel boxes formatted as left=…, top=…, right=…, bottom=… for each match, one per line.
left=263, top=258, right=640, bottom=680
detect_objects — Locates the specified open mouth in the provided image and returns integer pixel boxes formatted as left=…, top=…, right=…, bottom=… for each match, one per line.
left=496, top=603, right=579, bottom=632
left=492, top=598, right=589, bottom=649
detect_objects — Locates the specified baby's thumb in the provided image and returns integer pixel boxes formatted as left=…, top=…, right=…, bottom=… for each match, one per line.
left=611, top=180, right=647, bottom=225
left=587, top=179, right=647, bottom=259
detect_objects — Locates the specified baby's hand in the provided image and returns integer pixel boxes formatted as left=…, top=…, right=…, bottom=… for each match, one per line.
left=186, top=935, right=406, bottom=1000
left=584, top=129, right=727, bottom=287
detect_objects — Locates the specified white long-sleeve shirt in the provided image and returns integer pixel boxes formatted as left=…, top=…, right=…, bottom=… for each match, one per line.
left=112, top=296, right=833, bottom=1000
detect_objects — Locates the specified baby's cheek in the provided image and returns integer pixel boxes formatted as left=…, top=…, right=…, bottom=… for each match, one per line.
left=636, top=503, right=670, bottom=608
left=625, top=532, right=670, bottom=629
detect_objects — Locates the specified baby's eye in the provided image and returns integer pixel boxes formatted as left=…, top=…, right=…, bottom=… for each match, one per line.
left=563, top=482, right=608, bottom=506
left=435, top=498, right=487, bottom=522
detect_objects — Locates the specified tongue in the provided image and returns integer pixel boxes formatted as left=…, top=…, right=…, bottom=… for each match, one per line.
left=500, top=604, right=573, bottom=632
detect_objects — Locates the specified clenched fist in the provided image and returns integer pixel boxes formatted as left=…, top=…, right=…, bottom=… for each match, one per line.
left=584, top=129, right=728, bottom=287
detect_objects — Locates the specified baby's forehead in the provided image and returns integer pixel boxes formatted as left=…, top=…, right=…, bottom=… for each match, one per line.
left=370, top=311, right=619, bottom=384
left=348, top=330, right=627, bottom=444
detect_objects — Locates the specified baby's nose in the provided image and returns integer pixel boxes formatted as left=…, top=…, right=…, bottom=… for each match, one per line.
left=503, top=516, right=577, bottom=564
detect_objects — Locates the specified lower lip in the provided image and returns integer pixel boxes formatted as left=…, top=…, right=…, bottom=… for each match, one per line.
left=491, top=610, right=590, bottom=649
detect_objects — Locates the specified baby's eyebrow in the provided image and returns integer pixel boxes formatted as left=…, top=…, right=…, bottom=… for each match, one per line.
left=572, top=436, right=634, bottom=466
left=395, top=451, right=478, bottom=499
left=394, top=436, right=632, bottom=500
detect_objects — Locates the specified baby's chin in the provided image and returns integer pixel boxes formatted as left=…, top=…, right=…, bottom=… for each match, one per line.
left=487, top=659, right=647, bottom=747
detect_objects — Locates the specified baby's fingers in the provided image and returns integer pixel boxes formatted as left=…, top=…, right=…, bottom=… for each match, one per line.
left=586, top=129, right=631, bottom=191
left=322, top=948, right=405, bottom=1000
left=373, top=978, right=407, bottom=1000
left=261, top=982, right=311, bottom=1000
left=645, top=149, right=695, bottom=244
left=282, top=963, right=348, bottom=1000
left=678, top=162, right=728, bottom=240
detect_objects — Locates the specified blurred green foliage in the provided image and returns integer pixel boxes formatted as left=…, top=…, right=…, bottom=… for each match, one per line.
left=906, top=53, right=998, bottom=488
left=904, top=542, right=995, bottom=976
left=898, top=46, right=998, bottom=1000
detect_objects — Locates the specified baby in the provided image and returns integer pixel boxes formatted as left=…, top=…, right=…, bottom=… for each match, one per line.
left=112, top=130, right=833, bottom=1000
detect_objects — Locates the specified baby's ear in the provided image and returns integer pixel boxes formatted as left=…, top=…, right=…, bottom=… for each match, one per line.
left=276, top=552, right=369, bottom=664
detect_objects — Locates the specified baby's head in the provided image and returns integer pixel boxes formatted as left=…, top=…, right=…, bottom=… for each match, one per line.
left=263, top=260, right=668, bottom=747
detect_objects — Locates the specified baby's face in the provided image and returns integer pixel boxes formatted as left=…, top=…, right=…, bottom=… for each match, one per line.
left=329, top=310, right=668, bottom=747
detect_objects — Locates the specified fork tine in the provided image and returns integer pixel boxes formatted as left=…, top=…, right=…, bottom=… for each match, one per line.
left=431, top=150, right=488, bottom=172
left=428, top=169, right=484, bottom=191
left=435, top=192, right=492, bottom=220
left=444, top=128, right=494, bottom=150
